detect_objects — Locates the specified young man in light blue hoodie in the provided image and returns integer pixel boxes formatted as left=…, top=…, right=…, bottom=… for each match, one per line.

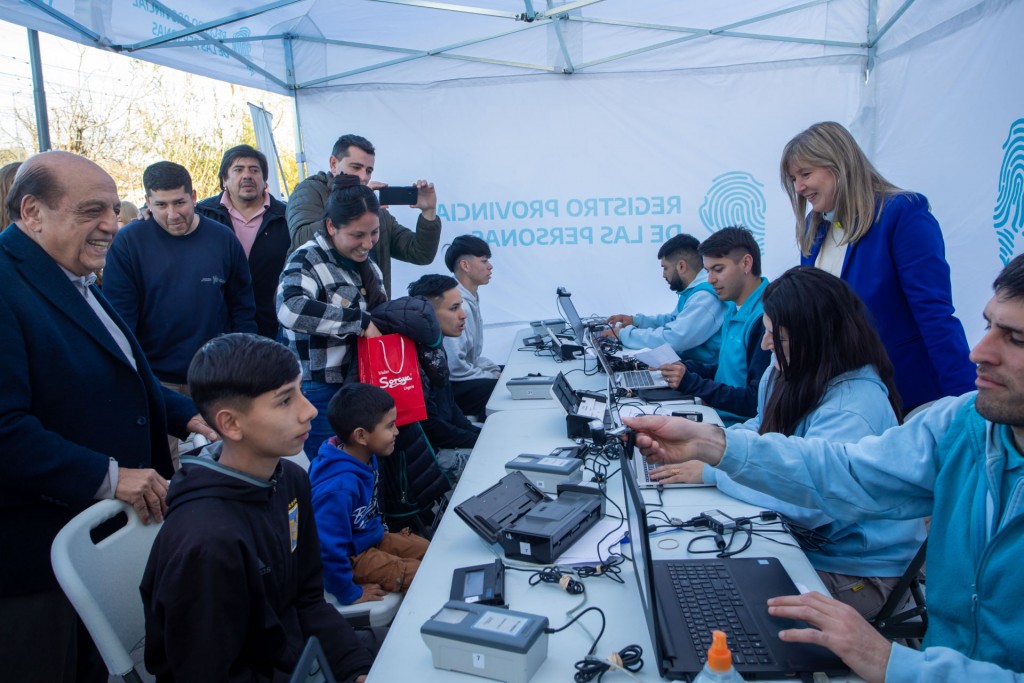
left=604, top=233, right=726, bottom=364
left=626, top=255, right=1024, bottom=682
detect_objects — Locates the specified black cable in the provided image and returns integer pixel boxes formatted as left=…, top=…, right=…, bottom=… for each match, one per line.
left=573, top=644, right=644, bottom=682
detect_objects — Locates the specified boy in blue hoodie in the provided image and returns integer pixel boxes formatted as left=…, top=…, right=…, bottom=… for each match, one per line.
left=310, top=383, right=430, bottom=605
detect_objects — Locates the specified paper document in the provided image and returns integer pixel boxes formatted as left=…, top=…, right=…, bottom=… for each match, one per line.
left=629, top=343, right=679, bottom=369
left=556, top=518, right=626, bottom=566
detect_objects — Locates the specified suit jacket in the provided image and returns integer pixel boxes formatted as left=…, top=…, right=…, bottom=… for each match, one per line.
left=0, top=226, right=195, bottom=596
left=802, top=193, right=976, bottom=411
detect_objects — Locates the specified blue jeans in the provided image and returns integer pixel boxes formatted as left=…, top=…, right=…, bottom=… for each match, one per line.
left=302, top=380, right=343, bottom=460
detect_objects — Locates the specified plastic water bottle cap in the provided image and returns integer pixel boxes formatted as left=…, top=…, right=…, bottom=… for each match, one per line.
left=707, top=630, right=734, bottom=673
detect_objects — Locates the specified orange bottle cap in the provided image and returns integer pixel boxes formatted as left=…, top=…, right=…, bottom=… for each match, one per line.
left=707, top=630, right=734, bottom=673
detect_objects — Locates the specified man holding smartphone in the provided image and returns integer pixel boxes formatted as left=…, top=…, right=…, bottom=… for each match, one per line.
left=286, top=134, right=441, bottom=295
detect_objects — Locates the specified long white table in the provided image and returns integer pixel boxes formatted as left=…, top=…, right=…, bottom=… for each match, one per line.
left=485, top=329, right=606, bottom=414
left=367, top=407, right=858, bottom=682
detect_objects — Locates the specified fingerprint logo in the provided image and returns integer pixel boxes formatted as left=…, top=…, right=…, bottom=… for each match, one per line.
left=233, top=27, right=252, bottom=59
left=994, top=118, right=1024, bottom=265
left=699, top=171, right=767, bottom=248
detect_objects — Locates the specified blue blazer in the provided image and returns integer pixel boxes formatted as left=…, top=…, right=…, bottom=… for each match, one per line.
left=0, top=226, right=196, bottom=596
left=801, top=193, right=975, bottom=411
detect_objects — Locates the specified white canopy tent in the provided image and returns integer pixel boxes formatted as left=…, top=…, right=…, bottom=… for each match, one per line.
left=3, top=0, right=1023, bottom=344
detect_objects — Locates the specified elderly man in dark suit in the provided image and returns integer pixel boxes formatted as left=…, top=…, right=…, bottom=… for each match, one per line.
left=0, top=151, right=216, bottom=682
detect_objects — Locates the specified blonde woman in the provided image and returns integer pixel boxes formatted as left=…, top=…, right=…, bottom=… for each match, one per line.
left=780, top=121, right=974, bottom=411
left=0, top=161, right=22, bottom=230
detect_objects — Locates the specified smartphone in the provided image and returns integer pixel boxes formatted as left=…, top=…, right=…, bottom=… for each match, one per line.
left=378, top=186, right=418, bottom=206
left=671, top=411, right=703, bottom=422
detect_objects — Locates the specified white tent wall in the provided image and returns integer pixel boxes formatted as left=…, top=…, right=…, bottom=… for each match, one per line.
left=871, top=0, right=1024, bottom=347
left=295, top=58, right=864, bottom=332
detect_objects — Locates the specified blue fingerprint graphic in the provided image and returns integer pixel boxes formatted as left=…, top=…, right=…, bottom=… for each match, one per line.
left=233, top=27, right=252, bottom=59
left=699, top=172, right=767, bottom=248
left=994, top=118, right=1024, bottom=265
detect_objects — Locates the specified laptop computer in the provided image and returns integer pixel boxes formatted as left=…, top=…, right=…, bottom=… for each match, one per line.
left=591, top=334, right=669, bottom=391
left=619, top=452, right=848, bottom=681
left=556, top=287, right=589, bottom=341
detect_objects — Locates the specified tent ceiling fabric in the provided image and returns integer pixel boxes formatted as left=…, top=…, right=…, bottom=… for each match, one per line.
left=1, top=0, right=986, bottom=95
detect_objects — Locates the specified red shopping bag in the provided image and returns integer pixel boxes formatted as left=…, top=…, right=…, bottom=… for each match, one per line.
left=357, top=334, right=427, bottom=426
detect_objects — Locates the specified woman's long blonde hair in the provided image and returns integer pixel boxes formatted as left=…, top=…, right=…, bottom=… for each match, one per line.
left=780, top=122, right=902, bottom=256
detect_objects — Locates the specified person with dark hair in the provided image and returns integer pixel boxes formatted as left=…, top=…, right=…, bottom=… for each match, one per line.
left=277, top=173, right=388, bottom=459
left=626, top=254, right=1024, bottom=683
left=781, top=121, right=974, bottom=412
left=442, top=234, right=501, bottom=416
left=659, top=226, right=771, bottom=425
left=286, top=133, right=441, bottom=295
left=141, top=333, right=379, bottom=683
left=309, top=383, right=429, bottom=606
left=197, top=144, right=290, bottom=339
left=604, top=233, right=727, bottom=363
left=653, top=267, right=924, bottom=618
left=104, top=160, right=257, bottom=467
left=0, top=160, right=22, bottom=231
left=0, top=151, right=211, bottom=683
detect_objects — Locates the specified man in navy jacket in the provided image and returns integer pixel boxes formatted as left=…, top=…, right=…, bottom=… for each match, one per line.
left=196, top=144, right=290, bottom=339
left=0, top=151, right=214, bottom=682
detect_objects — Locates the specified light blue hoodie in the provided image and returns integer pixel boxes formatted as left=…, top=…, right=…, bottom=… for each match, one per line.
left=719, top=393, right=1024, bottom=681
left=621, top=270, right=726, bottom=364
left=704, top=364, right=926, bottom=577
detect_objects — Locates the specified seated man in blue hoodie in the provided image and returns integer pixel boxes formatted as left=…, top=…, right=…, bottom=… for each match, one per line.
left=309, top=383, right=430, bottom=605
left=625, top=255, right=1024, bottom=682
left=141, top=333, right=378, bottom=683
left=659, top=226, right=771, bottom=425
left=604, top=233, right=726, bottom=364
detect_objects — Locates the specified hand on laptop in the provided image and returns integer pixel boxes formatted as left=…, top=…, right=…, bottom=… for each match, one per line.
left=658, top=362, right=686, bottom=389
left=649, top=461, right=704, bottom=484
left=767, top=592, right=892, bottom=683
left=621, top=414, right=726, bottom=467
left=606, top=314, right=634, bottom=328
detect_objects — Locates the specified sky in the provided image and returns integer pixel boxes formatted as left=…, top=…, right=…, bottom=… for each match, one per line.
left=0, top=19, right=297, bottom=162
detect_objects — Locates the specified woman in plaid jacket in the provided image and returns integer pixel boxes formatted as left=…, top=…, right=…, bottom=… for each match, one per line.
left=277, top=173, right=389, bottom=458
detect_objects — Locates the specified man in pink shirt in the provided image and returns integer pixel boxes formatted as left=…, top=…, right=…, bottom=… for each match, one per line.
left=197, top=145, right=290, bottom=339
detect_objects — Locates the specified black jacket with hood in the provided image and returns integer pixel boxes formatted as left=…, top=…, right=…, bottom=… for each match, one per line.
left=141, top=443, right=374, bottom=683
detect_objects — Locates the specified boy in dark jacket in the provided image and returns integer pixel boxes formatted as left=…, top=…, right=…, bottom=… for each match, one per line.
left=141, top=333, right=378, bottom=683
left=309, top=383, right=430, bottom=605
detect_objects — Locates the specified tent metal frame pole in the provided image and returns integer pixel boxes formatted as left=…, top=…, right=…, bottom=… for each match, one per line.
left=866, top=0, right=878, bottom=79
left=125, top=0, right=289, bottom=90
left=284, top=35, right=307, bottom=180
left=366, top=0, right=519, bottom=20
left=27, top=28, right=50, bottom=152
left=21, top=0, right=105, bottom=46
left=125, top=0, right=303, bottom=51
left=542, top=0, right=577, bottom=74
left=873, top=0, right=917, bottom=45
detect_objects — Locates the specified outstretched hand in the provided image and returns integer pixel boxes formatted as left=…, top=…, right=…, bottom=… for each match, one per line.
left=621, top=414, right=726, bottom=467
left=767, top=592, right=892, bottom=683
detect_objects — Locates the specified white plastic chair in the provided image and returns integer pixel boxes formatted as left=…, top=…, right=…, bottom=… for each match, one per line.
left=51, top=499, right=161, bottom=683
left=324, top=589, right=403, bottom=628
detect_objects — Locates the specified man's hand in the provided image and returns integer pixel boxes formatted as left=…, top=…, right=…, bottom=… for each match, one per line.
left=115, top=467, right=169, bottom=524
left=354, top=583, right=387, bottom=604
left=621, top=414, right=726, bottom=468
left=186, top=414, right=220, bottom=443
left=364, top=321, right=383, bottom=339
left=607, top=314, right=634, bottom=328
left=767, top=592, right=892, bottom=683
left=649, top=460, right=704, bottom=484
left=658, top=362, right=686, bottom=389
left=412, top=179, right=437, bottom=219
left=368, top=181, right=386, bottom=192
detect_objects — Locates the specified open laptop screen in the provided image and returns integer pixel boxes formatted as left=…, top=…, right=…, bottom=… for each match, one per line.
left=557, top=289, right=587, bottom=341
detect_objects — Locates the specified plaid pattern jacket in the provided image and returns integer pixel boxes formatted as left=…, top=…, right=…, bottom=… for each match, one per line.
left=276, top=233, right=384, bottom=383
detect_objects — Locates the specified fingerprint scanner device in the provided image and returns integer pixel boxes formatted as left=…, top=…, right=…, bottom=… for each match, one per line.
left=506, top=374, right=555, bottom=399
left=547, top=328, right=582, bottom=360
left=451, top=560, right=506, bottom=606
left=548, top=445, right=585, bottom=459
left=530, top=318, right=566, bottom=335
left=551, top=372, right=608, bottom=439
left=504, top=453, right=583, bottom=492
left=421, top=601, right=549, bottom=683
left=455, top=472, right=603, bottom=564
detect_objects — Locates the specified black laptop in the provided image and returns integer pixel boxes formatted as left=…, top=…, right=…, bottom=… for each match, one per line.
left=619, top=453, right=848, bottom=681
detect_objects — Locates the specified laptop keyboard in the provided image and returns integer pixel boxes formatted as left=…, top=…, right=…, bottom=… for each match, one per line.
left=666, top=562, right=777, bottom=667
left=619, top=370, right=657, bottom=389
